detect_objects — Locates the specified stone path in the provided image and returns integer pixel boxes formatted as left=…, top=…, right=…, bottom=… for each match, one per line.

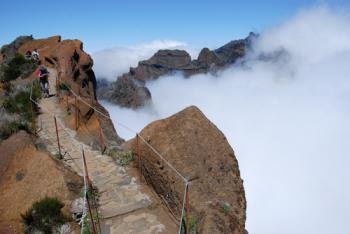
left=36, top=68, right=172, bottom=233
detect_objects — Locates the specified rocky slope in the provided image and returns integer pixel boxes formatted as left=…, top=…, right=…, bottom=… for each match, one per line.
left=99, top=32, right=257, bottom=108
left=127, top=106, right=247, bottom=233
left=2, top=35, right=124, bottom=147
left=0, top=131, right=82, bottom=233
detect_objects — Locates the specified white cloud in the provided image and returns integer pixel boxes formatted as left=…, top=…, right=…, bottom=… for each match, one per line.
left=102, top=6, right=350, bottom=234
left=92, top=40, right=200, bottom=81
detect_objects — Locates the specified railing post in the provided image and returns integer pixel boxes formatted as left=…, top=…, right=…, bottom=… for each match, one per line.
left=75, top=96, right=78, bottom=130
left=82, top=148, right=97, bottom=234
left=54, top=116, right=61, bottom=158
left=185, top=183, right=190, bottom=234
left=29, top=101, right=35, bottom=133
left=99, top=126, right=105, bottom=154
left=136, top=134, right=142, bottom=183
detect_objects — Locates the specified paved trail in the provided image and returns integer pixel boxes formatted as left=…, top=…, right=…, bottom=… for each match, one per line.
left=36, top=68, right=175, bottom=233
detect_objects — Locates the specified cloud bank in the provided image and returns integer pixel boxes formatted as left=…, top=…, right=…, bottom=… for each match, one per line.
left=93, top=40, right=200, bottom=80
left=101, top=6, right=350, bottom=234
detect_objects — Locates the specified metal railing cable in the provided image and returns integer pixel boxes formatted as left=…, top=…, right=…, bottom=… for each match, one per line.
left=66, top=85, right=188, bottom=183
left=60, top=80, right=191, bottom=229
left=30, top=82, right=95, bottom=231
left=30, top=82, right=85, bottom=174
left=32, top=69, right=190, bottom=232
left=80, top=145, right=88, bottom=234
left=65, top=84, right=190, bottom=232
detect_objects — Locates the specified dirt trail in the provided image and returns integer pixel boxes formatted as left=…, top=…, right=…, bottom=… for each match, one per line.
left=36, top=68, right=176, bottom=233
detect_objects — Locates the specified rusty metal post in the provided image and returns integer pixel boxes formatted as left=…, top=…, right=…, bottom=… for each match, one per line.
left=29, top=101, right=35, bottom=132
left=54, top=116, right=61, bottom=158
left=99, top=126, right=105, bottom=154
left=136, top=134, right=142, bottom=183
left=82, top=148, right=97, bottom=234
left=185, top=184, right=190, bottom=234
left=74, top=96, right=78, bottom=130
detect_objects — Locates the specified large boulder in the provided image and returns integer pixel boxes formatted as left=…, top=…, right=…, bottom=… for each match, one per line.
left=129, top=106, right=247, bottom=234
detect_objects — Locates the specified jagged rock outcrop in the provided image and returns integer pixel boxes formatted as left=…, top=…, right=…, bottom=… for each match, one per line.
left=0, top=35, right=124, bottom=146
left=100, top=32, right=257, bottom=108
left=99, top=75, right=151, bottom=108
left=130, top=50, right=192, bottom=81
left=128, top=106, right=247, bottom=234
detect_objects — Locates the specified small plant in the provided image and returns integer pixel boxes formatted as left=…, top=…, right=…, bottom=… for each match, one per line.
left=21, top=197, right=67, bottom=234
left=188, top=215, right=197, bottom=232
left=82, top=216, right=91, bottom=234
left=59, top=81, right=71, bottom=91
left=0, top=82, right=41, bottom=140
left=0, top=53, right=37, bottom=82
left=221, top=201, right=231, bottom=215
left=180, top=214, right=197, bottom=234
left=108, top=150, right=134, bottom=166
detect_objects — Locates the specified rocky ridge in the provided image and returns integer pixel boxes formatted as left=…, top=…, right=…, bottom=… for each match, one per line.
left=99, top=32, right=257, bottom=108
left=2, top=35, right=124, bottom=147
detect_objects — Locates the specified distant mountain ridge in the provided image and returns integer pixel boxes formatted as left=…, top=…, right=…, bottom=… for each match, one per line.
left=98, top=32, right=257, bottom=108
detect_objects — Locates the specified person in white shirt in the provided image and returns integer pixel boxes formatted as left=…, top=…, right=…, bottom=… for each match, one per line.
left=32, top=49, right=39, bottom=60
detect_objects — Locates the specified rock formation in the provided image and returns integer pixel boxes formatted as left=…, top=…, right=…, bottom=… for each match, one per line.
left=128, top=106, right=247, bottom=233
left=0, top=131, right=83, bottom=233
left=0, top=35, right=124, bottom=147
left=99, top=32, right=257, bottom=108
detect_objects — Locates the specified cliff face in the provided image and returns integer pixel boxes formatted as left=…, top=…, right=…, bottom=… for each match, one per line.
left=99, top=33, right=257, bottom=108
left=1, top=35, right=124, bottom=147
left=129, top=106, right=247, bottom=234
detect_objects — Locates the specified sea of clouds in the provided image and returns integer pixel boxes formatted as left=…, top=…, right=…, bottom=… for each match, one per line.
left=94, top=6, right=350, bottom=234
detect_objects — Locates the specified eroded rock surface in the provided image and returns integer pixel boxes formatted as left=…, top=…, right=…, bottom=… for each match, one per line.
left=129, top=106, right=247, bottom=234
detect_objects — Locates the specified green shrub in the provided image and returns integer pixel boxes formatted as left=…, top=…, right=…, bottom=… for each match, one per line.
left=0, top=53, right=37, bottom=82
left=108, top=150, right=134, bottom=166
left=221, top=202, right=231, bottom=215
left=21, top=197, right=67, bottom=234
left=59, top=81, right=71, bottom=91
left=0, top=82, right=41, bottom=140
left=180, top=215, right=197, bottom=234
left=3, top=82, right=40, bottom=117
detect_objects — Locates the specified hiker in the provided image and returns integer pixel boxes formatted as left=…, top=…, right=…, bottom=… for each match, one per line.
left=38, top=65, right=50, bottom=97
left=32, top=49, right=39, bottom=60
left=25, top=50, right=32, bottom=59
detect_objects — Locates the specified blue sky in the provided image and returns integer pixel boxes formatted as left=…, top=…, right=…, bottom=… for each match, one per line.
left=0, top=0, right=346, bottom=52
